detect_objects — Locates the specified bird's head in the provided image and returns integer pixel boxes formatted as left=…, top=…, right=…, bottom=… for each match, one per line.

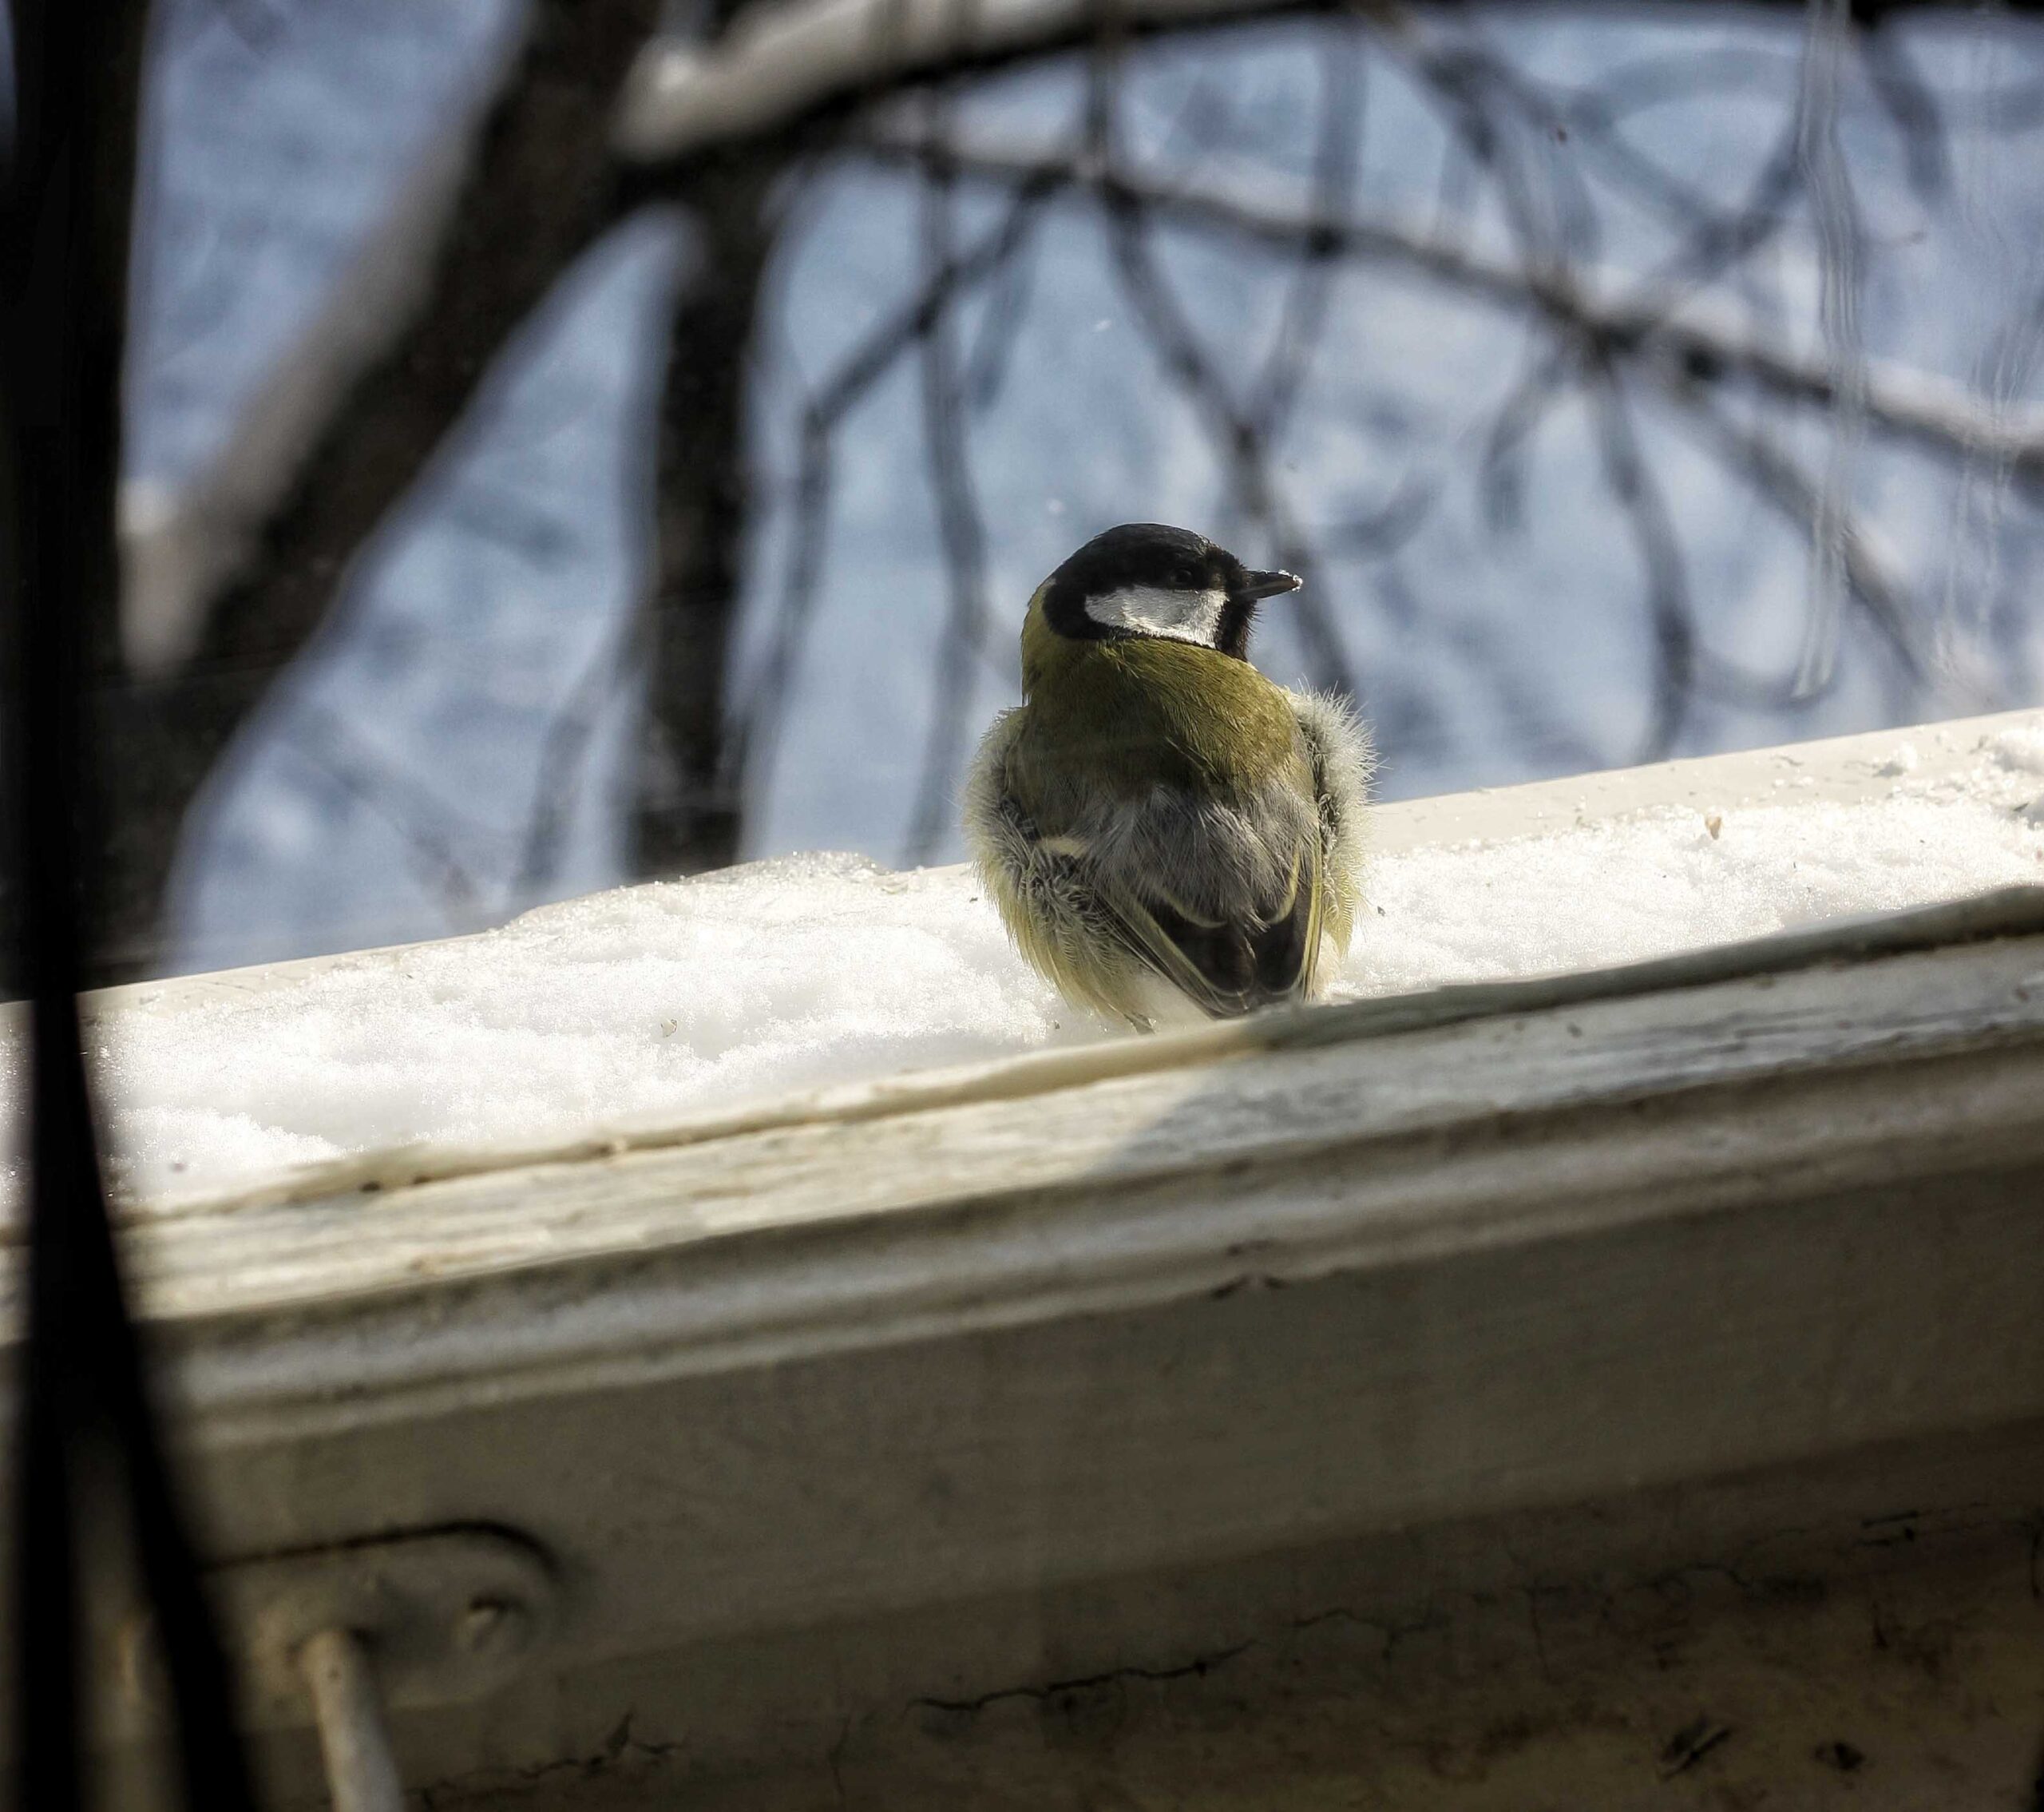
left=1031, top=523, right=1300, bottom=663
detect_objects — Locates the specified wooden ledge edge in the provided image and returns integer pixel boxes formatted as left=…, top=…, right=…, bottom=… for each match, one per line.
left=117, top=883, right=2044, bottom=1227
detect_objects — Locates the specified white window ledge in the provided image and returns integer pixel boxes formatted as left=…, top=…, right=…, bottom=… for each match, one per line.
left=8, top=711, right=2044, bottom=1805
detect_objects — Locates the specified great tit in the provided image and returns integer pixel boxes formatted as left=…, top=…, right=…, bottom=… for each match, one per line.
left=965, top=522, right=1373, bottom=1030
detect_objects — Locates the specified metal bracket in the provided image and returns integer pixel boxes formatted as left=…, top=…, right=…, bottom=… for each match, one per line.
left=127, top=1525, right=556, bottom=1726
left=124, top=1527, right=557, bottom=1808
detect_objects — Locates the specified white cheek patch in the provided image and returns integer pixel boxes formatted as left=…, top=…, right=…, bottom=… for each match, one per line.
left=1083, top=585, right=1226, bottom=647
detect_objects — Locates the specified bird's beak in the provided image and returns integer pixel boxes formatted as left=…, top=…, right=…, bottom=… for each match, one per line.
left=1239, top=569, right=1302, bottom=601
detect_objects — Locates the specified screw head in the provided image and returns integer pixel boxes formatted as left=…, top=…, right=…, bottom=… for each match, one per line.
left=456, top=1596, right=529, bottom=1661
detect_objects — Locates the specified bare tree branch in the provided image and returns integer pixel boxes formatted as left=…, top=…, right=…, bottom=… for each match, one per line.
left=620, top=0, right=2044, bottom=166
left=731, top=169, right=1059, bottom=803
left=632, top=151, right=786, bottom=881
left=964, top=184, right=1053, bottom=410
left=517, top=621, right=640, bottom=897
left=119, top=10, right=528, bottom=676
left=1657, top=372, right=1953, bottom=702
left=1584, top=367, right=1697, bottom=759
left=93, top=0, right=667, bottom=975
left=857, top=129, right=2044, bottom=492
left=1392, top=29, right=1600, bottom=275
left=1858, top=17, right=1949, bottom=201
left=616, top=0, right=1347, bottom=162
left=1324, top=467, right=1445, bottom=561
left=1790, top=0, right=1868, bottom=708
left=291, top=706, right=491, bottom=922
left=1089, top=55, right=1357, bottom=693
left=904, top=121, right=997, bottom=867
left=1250, top=29, right=1363, bottom=438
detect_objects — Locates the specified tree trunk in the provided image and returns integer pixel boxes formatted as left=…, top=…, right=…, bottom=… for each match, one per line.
left=632, top=153, right=786, bottom=881
left=89, top=0, right=664, bottom=979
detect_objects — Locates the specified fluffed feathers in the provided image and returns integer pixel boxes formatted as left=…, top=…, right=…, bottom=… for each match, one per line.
left=964, top=687, right=1373, bottom=1029
left=1287, top=688, right=1374, bottom=952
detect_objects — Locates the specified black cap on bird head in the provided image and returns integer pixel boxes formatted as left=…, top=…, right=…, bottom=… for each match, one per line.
left=1040, top=523, right=1301, bottom=660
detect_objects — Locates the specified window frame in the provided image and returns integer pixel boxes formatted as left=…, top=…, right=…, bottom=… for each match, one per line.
left=24, top=708, right=2044, bottom=1792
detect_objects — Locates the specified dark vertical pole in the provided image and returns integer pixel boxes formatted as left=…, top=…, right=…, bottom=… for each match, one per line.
left=2, top=3, right=256, bottom=1806
left=622, top=146, right=782, bottom=886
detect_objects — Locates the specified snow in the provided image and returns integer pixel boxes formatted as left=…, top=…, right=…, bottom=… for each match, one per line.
left=20, top=731, right=2038, bottom=1211
left=1350, top=790, right=2038, bottom=999
left=1989, top=723, right=2044, bottom=775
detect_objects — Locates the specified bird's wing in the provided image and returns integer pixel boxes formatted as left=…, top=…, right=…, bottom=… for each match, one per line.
left=964, top=713, right=1166, bottom=1023
left=1090, top=796, right=1324, bottom=1019
left=966, top=708, right=1327, bottom=1022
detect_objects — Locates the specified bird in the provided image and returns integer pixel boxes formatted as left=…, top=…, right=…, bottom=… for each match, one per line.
left=964, top=522, right=1373, bottom=1030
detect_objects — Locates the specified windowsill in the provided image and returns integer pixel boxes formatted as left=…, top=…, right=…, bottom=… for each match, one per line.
left=81, top=704, right=2044, bottom=1221
left=12, top=710, right=2044, bottom=1801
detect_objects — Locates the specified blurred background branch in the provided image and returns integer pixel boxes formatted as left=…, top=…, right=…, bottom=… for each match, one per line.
left=90, top=0, right=2044, bottom=977
left=97, top=0, right=665, bottom=971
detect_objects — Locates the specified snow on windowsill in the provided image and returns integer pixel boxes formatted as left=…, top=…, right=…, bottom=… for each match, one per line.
left=19, top=712, right=2044, bottom=1214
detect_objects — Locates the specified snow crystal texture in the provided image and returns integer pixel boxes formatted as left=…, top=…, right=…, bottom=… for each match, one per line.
left=27, top=725, right=2044, bottom=1208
